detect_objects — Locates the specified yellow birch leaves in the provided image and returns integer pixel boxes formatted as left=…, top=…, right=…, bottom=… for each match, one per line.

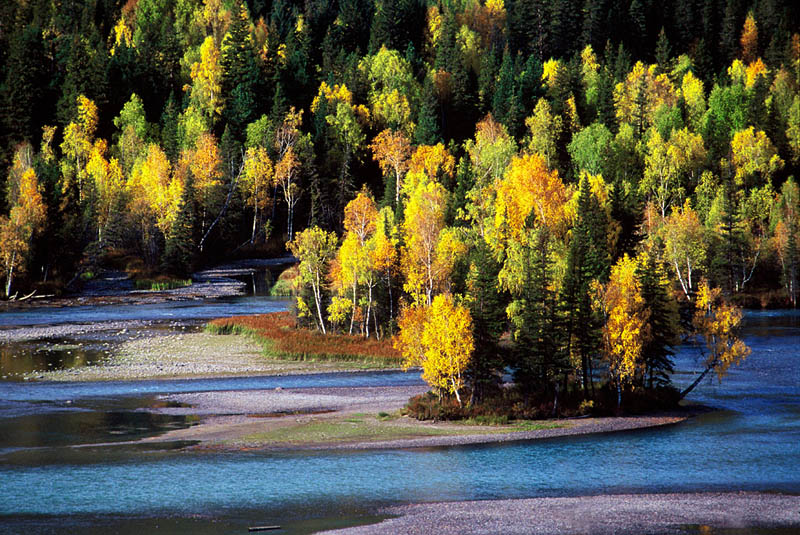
left=595, top=254, right=650, bottom=387
left=395, top=294, right=474, bottom=404
left=693, top=281, right=751, bottom=380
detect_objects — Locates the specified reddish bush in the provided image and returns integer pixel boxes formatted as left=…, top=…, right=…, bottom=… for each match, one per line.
left=209, top=312, right=402, bottom=363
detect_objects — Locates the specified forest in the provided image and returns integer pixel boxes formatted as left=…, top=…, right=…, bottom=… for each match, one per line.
left=1, top=0, right=799, bottom=412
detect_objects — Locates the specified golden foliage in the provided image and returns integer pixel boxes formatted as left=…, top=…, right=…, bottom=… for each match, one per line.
left=370, top=129, right=411, bottom=203
left=128, top=144, right=183, bottom=238
left=395, top=295, right=474, bottom=404
left=693, top=280, right=751, bottom=380
left=740, top=12, right=758, bottom=64
left=595, top=254, right=651, bottom=386
left=188, top=36, right=223, bottom=117
left=493, top=153, right=570, bottom=246
left=731, top=127, right=783, bottom=186
left=343, top=188, right=378, bottom=245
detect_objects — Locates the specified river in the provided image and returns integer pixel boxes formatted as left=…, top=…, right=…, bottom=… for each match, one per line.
left=0, top=300, right=798, bottom=534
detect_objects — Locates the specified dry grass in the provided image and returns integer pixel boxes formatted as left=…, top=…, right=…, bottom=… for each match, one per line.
left=207, top=312, right=403, bottom=365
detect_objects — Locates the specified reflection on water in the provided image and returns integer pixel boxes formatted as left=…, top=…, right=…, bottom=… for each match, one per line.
left=0, top=341, right=109, bottom=378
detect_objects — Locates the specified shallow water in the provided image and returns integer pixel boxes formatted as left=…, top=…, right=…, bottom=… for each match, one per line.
left=0, top=307, right=798, bottom=534
left=0, top=295, right=289, bottom=327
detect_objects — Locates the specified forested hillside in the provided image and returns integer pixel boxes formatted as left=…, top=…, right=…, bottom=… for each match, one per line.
left=4, top=0, right=798, bottom=411
left=1, top=0, right=798, bottom=299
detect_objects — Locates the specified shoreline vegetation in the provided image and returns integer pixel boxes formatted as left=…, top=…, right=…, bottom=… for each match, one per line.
left=9, top=305, right=702, bottom=452
left=93, top=383, right=702, bottom=453
left=205, top=311, right=403, bottom=366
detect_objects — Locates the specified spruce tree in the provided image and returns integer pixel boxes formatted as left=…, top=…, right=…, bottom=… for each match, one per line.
left=654, top=28, right=672, bottom=74
left=636, top=253, right=680, bottom=389
left=465, top=239, right=508, bottom=403
left=221, top=1, right=261, bottom=136
left=162, top=177, right=197, bottom=277
left=560, top=176, right=609, bottom=399
left=513, top=228, right=567, bottom=407
left=492, top=51, right=515, bottom=125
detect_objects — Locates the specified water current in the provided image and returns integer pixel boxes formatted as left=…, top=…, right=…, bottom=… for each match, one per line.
left=0, top=300, right=797, bottom=534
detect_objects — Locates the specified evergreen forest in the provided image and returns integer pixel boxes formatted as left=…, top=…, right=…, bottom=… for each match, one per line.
left=2, top=0, right=800, bottom=412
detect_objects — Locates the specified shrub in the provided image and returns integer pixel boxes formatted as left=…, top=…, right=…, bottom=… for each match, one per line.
left=135, top=278, right=192, bottom=291
left=270, top=279, right=295, bottom=296
left=206, top=312, right=403, bottom=364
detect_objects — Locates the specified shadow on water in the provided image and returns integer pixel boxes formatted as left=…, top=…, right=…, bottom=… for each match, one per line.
left=0, top=394, right=198, bottom=451
left=0, top=512, right=388, bottom=535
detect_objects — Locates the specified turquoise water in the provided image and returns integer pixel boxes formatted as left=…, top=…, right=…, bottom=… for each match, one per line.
left=0, top=308, right=798, bottom=534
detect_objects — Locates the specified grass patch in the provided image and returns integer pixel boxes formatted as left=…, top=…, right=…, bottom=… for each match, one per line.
left=206, top=312, right=403, bottom=367
left=135, top=278, right=192, bottom=291
left=237, top=412, right=564, bottom=447
left=239, top=415, right=485, bottom=445
left=506, top=421, right=566, bottom=432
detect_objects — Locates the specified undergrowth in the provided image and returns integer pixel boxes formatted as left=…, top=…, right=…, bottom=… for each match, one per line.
left=206, top=312, right=403, bottom=365
left=135, top=278, right=192, bottom=291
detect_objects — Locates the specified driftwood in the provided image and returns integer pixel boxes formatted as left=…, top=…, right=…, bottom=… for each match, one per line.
left=247, top=526, right=281, bottom=532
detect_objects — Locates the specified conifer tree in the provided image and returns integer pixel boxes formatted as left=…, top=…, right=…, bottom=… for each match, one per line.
left=464, top=239, right=507, bottom=403
left=636, top=252, right=680, bottom=389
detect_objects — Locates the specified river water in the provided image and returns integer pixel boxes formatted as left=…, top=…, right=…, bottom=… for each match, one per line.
left=0, top=301, right=798, bottom=534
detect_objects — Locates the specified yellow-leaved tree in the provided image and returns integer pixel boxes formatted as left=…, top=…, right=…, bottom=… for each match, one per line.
left=287, top=225, right=338, bottom=334
left=680, top=280, right=751, bottom=399
left=491, top=152, right=570, bottom=252
left=241, top=147, right=273, bottom=244
left=395, top=294, right=474, bottom=405
left=127, top=144, right=184, bottom=262
left=659, top=199, right=707, bottom=300
left=594, top=254, right=651, bottom=411
left=328, top=189, right=380, bottom=335
left=401, top=177, right=465, bottom=306
left=1, top=156, right=46, bottom=297
left=370, top=129, right=411, bottom=205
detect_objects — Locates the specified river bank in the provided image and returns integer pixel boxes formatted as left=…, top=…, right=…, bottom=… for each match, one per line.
left=0, top=257, right=296, bottom=310
left=11, top=328, right=397, bottom=381
left=321, top=492, right=800, bottom=534
left=71, top=382, right=695, bottom=453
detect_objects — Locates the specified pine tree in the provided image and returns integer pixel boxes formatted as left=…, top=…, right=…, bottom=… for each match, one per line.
left=221, top=1, right=261, bottom=136
left=636, top=252, right=680, bottom=389
left=415, top=77, right=441, bottom=146
left=627, top=0, right=647, bottom=58
left=465, top=239, right=508, bottom=403
left=654, top=28, right=672, bottom=74
left=2, top=24, right=48, bottom=147
left=492, top=51, right=515, bottom=125
left=512, top=228, right=567, bottom=406
left=581, top=0, right=608, bottom=52
left=368, top=0, right=423, bottom=54
left=560, top=175, right=609, bottom=398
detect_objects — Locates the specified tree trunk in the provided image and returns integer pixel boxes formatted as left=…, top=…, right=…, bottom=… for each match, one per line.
left=313, top=271, right=327, bottom=335
left=349, top=282, right=357, bottom=335
left=678, top=362, right=715, bottom=400
left=365, top=283, right=373, bottom=338
left=251, top=204, right=258, bottom=244
left=5, top=252, right=16, bottom=298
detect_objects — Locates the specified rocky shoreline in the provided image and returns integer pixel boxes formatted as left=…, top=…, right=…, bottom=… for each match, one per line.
left=321, top=492, right=800, bottom=534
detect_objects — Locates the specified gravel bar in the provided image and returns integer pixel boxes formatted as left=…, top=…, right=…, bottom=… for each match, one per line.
left=322, top=492, right=800, bottom=534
